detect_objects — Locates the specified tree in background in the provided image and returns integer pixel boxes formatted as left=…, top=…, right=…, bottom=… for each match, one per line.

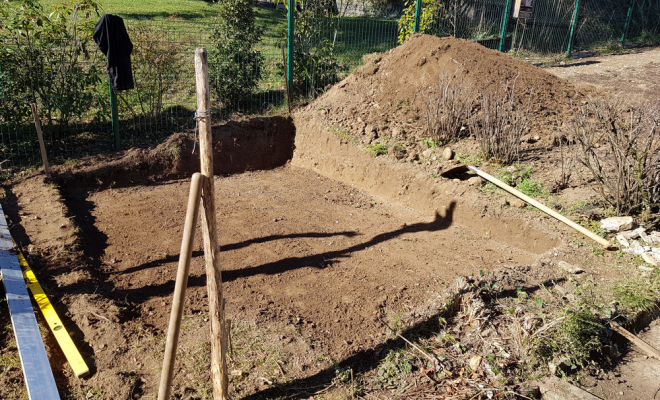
left=210, top=0, right=264, bottom=108
left=0, top=0, right=104, bottom=127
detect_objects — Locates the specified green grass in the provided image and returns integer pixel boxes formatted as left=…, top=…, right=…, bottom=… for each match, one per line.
left=38, top=0, right=222, bottom=21
left=612, top=275, right=660, bottom=318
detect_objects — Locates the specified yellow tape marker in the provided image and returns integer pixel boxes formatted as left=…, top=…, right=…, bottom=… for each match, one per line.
left=16, top=246, right=90, bottom=377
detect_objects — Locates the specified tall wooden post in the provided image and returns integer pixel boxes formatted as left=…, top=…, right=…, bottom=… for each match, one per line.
left=194, top=48, right=228, bottom=400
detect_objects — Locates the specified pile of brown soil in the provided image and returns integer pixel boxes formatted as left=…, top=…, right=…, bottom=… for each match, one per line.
left=309, top=34, right=580, bottom=144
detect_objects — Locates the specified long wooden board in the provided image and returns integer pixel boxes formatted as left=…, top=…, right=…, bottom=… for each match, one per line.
left=0, top=208, right=61, bottom=400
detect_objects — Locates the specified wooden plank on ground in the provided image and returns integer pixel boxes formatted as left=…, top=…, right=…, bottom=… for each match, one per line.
left=0, top=207, right=61, bottom=400
left=16, top=243, right=89, bottom=377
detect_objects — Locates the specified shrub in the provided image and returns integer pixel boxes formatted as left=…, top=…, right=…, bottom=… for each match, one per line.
left=419, top=71, right=474, bottom=143
left=532, top=307, right=603, bottom=372
left=119, top=24, right=184, bottom=126
left=570, top=97, right=660, bottom=216
left=210, top=0, right=264, bottom=108
left=470, top=76, right=532, bottom=164
left=0, top=0, right=104, bottom=127
left=283, top=0, right=342, bottom=98
left=397, top=0, right=443, bottom=44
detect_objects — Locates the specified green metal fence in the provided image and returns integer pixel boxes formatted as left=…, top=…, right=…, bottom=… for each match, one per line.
left=0, top=0, right=659, bottom=174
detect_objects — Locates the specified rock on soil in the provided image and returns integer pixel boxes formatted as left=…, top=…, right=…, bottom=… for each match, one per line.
left=510, top=198, right=526, bottom=208
left=600, top=216, right=634, bottom=233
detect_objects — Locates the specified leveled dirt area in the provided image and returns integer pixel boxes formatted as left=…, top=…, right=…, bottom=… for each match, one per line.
left=547, top=46, right=660, bottom=106
left=1, top=37, right=659, bottom=400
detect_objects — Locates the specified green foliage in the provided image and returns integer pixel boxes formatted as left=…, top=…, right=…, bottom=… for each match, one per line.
left=532, top=307, right=603, bottom=371
left=366, top=143, right=388, bottom=157
left=118, top=24, right=184, bottom=125
left=210, top=0, right=264, bottom=107
left=494, top=166, right=548, bottom=198
left=282, top=0, right=341, bottom=97
left=0, top=0, right=104, bottom=126
left=421, top=138, right=438, bottom=148
left=612, top=276, right=660, bottom=318
left=377, top=350, right=413, bottom=386
left=397, top=0, right=443, bottom=44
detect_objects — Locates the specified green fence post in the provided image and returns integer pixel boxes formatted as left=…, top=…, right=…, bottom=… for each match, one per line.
left=499, top=0, right=512, bottom=52
left=413, top=0, right=423, bottom=32
left=287, top=0, right=294, bottom=85
left=567, top=0, right=581, bottom=55
left=109, top=78, right=120, bottom=151
left=621, top=0, right=635, bottom=46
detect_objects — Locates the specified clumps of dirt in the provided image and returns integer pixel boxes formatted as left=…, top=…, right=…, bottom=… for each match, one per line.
left=306, top=34, right=581, bottom=146
left=354, top=266, right=606, bottom=399
left=54, top=116, right=295, bottom=188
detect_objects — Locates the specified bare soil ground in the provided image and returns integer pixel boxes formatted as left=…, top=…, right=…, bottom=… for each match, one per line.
left=547, top=46, right=660, bottom=106
left=1, top=37, right=659, bottom=400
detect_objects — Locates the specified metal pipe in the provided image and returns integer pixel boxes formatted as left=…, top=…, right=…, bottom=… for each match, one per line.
left=499, top=0, right=512, bottom=52
left=413, top=0, right=423, bottom=33
left=567, top=0, right=581, bottom=55
left=621, top=0, right=635, bottom=47
left=287, top=0, right=295, bottom=84
left=109, top=78, right=120, bottom=151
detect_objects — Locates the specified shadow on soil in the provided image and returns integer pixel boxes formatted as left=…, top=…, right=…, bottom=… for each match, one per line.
left=241, top=275, right=572, bottom=400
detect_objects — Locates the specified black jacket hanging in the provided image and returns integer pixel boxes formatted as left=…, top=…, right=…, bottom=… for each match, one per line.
left=93, top=14, right=134, bottom=92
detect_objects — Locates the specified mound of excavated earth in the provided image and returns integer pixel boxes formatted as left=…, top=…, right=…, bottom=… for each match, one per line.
left=310, top=34, right=581, bottom=144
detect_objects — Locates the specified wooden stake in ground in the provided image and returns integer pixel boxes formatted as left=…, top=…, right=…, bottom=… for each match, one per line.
left=29, top=104, right=51, bottom=178
left=195, top=48, right=229, bottom=400
left=610, top=320, right=660, bottom=361
left=158, top=172, right=204, bottom=400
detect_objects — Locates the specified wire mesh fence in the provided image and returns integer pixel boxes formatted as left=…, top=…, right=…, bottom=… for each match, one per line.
left=0, top=0, right=659, bottom=174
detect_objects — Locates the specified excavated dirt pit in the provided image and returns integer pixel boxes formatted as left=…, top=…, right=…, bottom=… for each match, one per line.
left=2, top=36, right=659, bottom=400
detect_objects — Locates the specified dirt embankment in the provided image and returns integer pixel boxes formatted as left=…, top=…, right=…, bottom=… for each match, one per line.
left=54, top=116, right=295, bottom=188
left=312, top=34, right=581, bottom=146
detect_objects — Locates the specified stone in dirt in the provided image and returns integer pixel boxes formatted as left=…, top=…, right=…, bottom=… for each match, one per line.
left=621, top=227, right=646, bottom=240
left=442, top=147, right=454, bottom=160
left=623, top=240, right=646, bottom=255
left=499, top=197, right=509, bottom=206
left=467, top=176, right=484, bottom=186
left=642, top=253, right=659, bottom=267
left=616, top=234, right=630, bottom=248
left=510, top=198, right=526, bottom=208
left=422, top=149, right=434, bottom=159
left=558, top=261, right=584, bottom=274
left=600, top=216, right=634, bottom=233
left=537, top=376, right=601, bottom=400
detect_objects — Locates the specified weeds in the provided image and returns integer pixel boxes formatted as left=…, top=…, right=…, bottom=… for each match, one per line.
left=532, top=307, right=603, bottom=372
left=420, top=71, right=474, bottom=143
left=471, top=75, right=532, bottom=164
left=377, top=350, right=413, bottom=387
left=612, top=275, right=660, bottom=318
left=366, top=144, right=388, bottom=157
left=570, top=97, right=660, bottom=216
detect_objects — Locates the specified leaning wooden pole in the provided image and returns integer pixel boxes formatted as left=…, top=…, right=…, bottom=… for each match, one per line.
left=194, top=48, right=229, bottom=400
left=158, top=172, right=203, bottom=400
left=30, top=104, right=51, bottom=178
left=467, top=166, right=612, bottom=249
